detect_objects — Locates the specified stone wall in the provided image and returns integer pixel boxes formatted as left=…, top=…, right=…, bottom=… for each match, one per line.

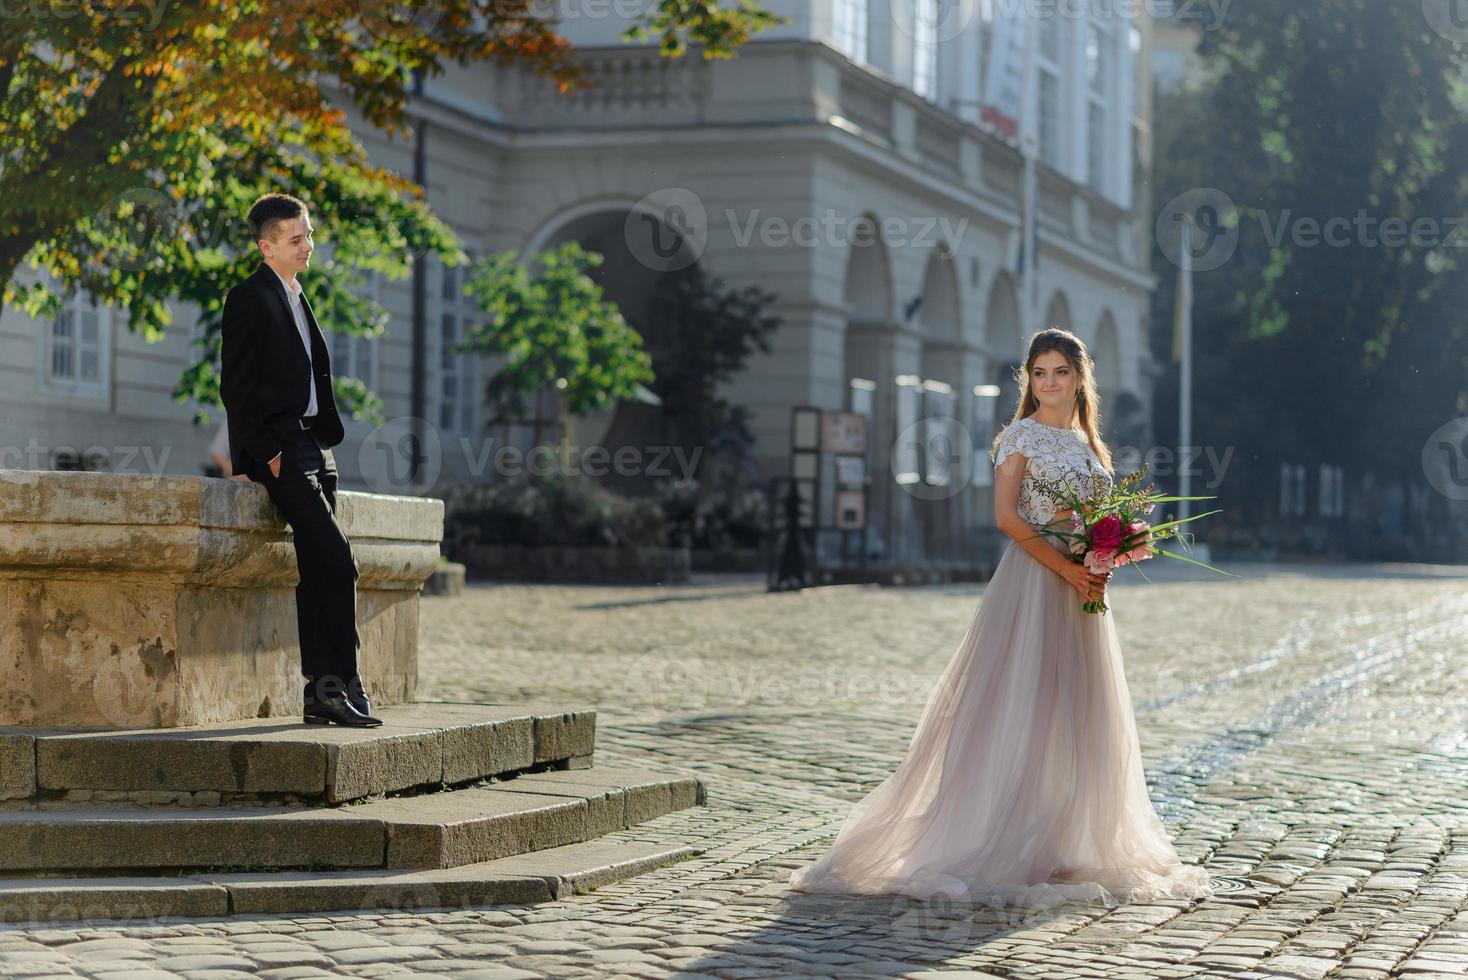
left=0, top=470, right=442, bottom=727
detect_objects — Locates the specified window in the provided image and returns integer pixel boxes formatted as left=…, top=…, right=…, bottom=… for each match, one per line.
left=1039, top=71, right=1061, bottom=168
left=1038, top=12, right=1060, bottom=62
left=833, top=0, right=868, bottom=63
left=1318, top=463, right=1345, bottom=517
left=1087, top=102, right=1107, bottom=191
left=438, top=256, right=479, bottom=436
left=1129, top=23, right=1143, bottom=120
left=1279, top=462, right=1307, bottom=517
left=1036, top=10, right=1063, bottom=169
left=1085, top=16, right=1112, bottom=194
left=40, top=278, right=111, bottom=400
left=306, top=244, right=381, bottom=398
left=332, top=270, right=381, bottom=392
left=1085, top=20, right=1108, bottom=92
left=912, top=0, right=938, bottom=101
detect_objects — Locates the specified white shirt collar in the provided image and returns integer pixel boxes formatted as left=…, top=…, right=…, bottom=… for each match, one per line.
left=268, top=264, right=302, bottom=301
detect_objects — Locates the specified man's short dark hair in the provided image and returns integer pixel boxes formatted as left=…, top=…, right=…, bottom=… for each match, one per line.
left=247, top=193, right=309, bottom=245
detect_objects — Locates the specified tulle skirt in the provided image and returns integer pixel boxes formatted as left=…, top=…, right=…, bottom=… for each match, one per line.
left=789, top=522, right=1213, bottom=913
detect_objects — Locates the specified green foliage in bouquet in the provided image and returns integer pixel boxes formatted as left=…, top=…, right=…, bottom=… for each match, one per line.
left=1025, top=462, right=1235, bottom=613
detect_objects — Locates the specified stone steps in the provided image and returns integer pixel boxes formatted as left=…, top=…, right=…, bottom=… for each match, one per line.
left=0, top=839, right=699, bottom=921
left=0, top=699, right=707, bottom=922
left=0, top=766, right=703, bottom=873
left=2, top=702, right=595, bottom=805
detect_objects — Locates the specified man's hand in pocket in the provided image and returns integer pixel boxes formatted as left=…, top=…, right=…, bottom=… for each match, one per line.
left=269, top=452, right=282, bottom=478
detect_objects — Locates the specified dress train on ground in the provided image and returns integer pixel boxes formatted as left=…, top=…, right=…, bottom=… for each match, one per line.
left=789, top=529, right=1213, bottom=913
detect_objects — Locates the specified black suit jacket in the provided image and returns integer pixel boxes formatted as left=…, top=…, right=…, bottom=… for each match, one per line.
left=219, top=264, right=346, bottom=476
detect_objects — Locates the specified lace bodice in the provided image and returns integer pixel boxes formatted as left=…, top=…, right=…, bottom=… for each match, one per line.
left=993, top=417, right=1113, bottom=527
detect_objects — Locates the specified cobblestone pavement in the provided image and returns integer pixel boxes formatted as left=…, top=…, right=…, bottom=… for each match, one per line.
left=5, top=561, right=1468, bottom=978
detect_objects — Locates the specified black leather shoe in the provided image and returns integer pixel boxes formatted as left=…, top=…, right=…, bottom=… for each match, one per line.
left=345, top=681, right=371, bottom=718
left=304, top=696, right=383, bottom=727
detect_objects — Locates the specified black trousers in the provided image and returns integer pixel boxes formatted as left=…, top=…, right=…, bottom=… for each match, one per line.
left=249, top=423, right=362, bottom=706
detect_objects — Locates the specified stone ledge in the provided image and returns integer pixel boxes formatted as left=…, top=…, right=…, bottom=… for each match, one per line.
left=472, top=841, right=700, bottom=899
left=0, top=470, right=443, bottom=543
left=532, top=710, right=596, bottom=764
left=491, top=767, right=704, bottom=830
left=0, top=806, right=387, bottom=873
left=0, top=764, right=702, bottom=873
left=0, top=474, right=442, bottom=591
left=0, top=840, right=700, bottom=922
left=0, top=876, right=229, bottom=923
left=0, top=470, right=443, bottom=727
left=374, top=789, right=591, bottom=869
left=18, top=702, right=592, bottom=803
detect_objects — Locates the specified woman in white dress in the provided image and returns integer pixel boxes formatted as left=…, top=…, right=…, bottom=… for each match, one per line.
left=789, top=328, right=1213, bottom=913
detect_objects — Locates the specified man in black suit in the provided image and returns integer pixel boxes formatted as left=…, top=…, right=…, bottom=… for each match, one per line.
left=220, top=192, right=382, bottom=727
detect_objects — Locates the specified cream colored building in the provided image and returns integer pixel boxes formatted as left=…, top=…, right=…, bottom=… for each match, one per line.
left=0, top=0, right=1162, bottom=567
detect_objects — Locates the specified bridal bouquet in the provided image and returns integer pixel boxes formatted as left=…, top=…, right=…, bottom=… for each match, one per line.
left=1028, top=463, right=1231, bottom=614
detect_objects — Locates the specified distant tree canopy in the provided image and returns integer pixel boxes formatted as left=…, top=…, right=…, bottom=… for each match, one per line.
left=0, top=0, right=785, bottom=423
left=1149, top=1, right=1468, bottom=478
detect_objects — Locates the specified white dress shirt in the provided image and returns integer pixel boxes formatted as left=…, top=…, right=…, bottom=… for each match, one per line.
left=270, top=266, right=318, bottom=418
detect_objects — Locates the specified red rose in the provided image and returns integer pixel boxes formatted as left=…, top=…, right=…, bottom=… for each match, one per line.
left=1091, top=514, right=1124, bottom=553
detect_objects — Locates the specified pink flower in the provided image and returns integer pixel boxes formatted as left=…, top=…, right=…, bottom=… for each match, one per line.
left=1115, top=546, right=1153, bottom=567
left=1084, top=549, right=1117, bottom=574
left=1091, top=514, right=1124, bottom=553
left=1115, top=522, right=1154, bottom=567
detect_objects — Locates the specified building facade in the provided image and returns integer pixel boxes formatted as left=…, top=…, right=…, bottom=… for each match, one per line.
left=0, top=0, right=1161, bottom=568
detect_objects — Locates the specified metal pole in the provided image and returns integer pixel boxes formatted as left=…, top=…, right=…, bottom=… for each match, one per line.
left=1018, top=9, right=1039, bottom=338
left=1178, top=218, right=1193, bottom=523
left=410, top=70, right=428, bottom=487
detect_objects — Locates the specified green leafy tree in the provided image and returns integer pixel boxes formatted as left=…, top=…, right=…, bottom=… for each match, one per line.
left=1149, top=1, right=1468, bottom=491
left=460, top=241, right=656, bottom=458
left=0, top=0, right=785, bottom=424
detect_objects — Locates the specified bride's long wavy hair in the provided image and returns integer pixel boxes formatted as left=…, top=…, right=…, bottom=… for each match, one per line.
left=989, top=328, right=1114, bottom=472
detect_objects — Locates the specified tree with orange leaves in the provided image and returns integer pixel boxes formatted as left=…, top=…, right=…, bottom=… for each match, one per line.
left=0, top=0, right=784, bottom=423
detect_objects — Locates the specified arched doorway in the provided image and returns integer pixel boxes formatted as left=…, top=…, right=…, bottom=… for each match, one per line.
left=976, top=274, right=1025, bottom=551
left=916, top=247, right=964, bottom=563
left=984, top=273, right=1025, bottom=426
left=1044, top=290, right=1073, bottom=333
left=521, top=204, right=705, bottom=494
left=840, top=213, right=895, bottom=561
